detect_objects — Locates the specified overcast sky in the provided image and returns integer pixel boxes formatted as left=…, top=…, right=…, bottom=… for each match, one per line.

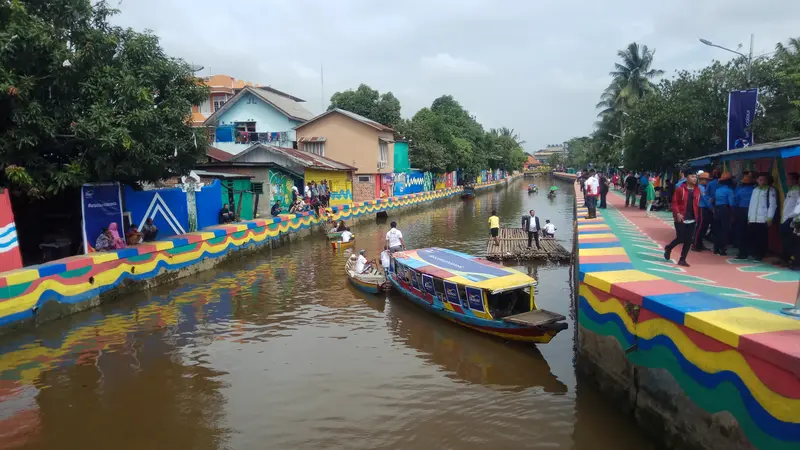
left=113, top=0, right=800, bottom=153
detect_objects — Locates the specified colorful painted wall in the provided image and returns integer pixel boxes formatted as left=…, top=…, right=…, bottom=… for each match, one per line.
left=123, top=185, right=190, bottom=239
left=0, top=177, right=517, bottom=331
left=572, top=182, right=799, bottom=450
left=304, top=169, right=352, bottom=206
left=0, top=189, right=23, bottom=273
left=268, top=169, right=299, bottom=210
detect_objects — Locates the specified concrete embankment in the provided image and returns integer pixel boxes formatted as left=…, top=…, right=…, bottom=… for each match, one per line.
left=0, top=177, right=518, bottom=335
left=556, top=173, right=799, bottom=450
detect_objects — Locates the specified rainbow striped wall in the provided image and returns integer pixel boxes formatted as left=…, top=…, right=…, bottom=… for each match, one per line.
left=571, top=181, right=799, bottom=450
left=0, top=178, right=514, bottom=332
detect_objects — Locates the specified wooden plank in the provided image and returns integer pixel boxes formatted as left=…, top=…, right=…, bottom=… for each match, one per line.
left=503, top=309, right=566, bottom=326
left=486, top=228, right=572, bottom=261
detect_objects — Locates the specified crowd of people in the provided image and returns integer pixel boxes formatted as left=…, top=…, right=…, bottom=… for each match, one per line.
left=271, top=180, right=334, bottom=218
left=577, top=167, right=800, bottom=270
left=94, top=219, right=159, bottom=252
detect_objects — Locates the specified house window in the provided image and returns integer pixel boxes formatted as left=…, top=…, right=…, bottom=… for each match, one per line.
left=212, top=94, right=230, bottom=112
left=379, top=139, right=388, bottom=164
left=234, top=121, right=256, bottom=144
left=358, top=176, right=371, bottom=183
left=304, top=141, right=325, bottom=156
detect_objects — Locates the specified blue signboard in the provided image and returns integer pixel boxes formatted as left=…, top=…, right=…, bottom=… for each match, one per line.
left=444, top=281, right=461, bottom=306
left=422, top=274, right=436, bottom=296
left=81, top=183, right=124, bottom=253
left=410, top=270, right=419, bottom=290
left=727, top=88, right=759, bottom=150
left=465, top=286, right=485, bottom=312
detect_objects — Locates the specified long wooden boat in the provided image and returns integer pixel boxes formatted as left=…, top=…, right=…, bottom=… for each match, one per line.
left=331, top=238, right=355, bottom=250
left=461, top=186, right=475, bottom=199
left=389, top=247, right=567, bottom=343
left=345, top=256, right=388, bottom=294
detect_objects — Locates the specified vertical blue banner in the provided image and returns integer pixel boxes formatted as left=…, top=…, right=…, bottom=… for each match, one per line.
left=444, top=281, right=461, bottom=306
left=410, top=270, right=419, bottom=290
left=81, top=183, right=123, bottom=253
left=727, top=88, right=758, bottom=150
left=422, top=274, right=436, bottom=296
left=465, top=286, right=485, bottom=312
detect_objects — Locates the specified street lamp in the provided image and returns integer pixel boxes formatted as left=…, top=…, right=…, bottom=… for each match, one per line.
left=699, top=34, right=754, bottom=86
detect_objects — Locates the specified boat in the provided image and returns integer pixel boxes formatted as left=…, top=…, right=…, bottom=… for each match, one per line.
left=331, top=237, right=355, bottom=250
left=327, top=231, right=344, bottom=239
left=461, top=186, right=475, bottom=199
left=345, top=255, right=389, bottom=294
left=389, top=247, right=567, bottom=343
left=528, top=184, right=538, bottom=194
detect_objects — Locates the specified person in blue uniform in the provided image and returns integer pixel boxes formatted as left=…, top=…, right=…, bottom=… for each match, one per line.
left=705, top=170, right=721, bottom=239
left=692, top=172, right=712, bottom=251
left=733, top=174, right=755, bottom=252
left=639, top=172, right=649, bottom=210
left=712, top=173, right=735, bottom=255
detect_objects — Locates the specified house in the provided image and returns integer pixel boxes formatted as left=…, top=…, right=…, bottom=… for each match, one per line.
left=525, top=154, right=541, bottom=170
left=192, top=170, right=256, bottom=221
left=202, top=83, right=315, bottom=154
left=294, top=108, right=395, bottom=201
left=199, top=143, right=356, bottom=215
left=191, top=74, right=269, bottom=126
left=533, top=144, right=567, bottom=165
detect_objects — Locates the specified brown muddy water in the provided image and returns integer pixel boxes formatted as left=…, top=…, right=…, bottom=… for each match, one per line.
left=0, top=178, right=654, bottom=450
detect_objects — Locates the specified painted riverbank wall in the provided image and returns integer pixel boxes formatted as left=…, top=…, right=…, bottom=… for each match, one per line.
left=553, top=172, right=799, bottom=450
left=0, top=177, right=517, bottom=334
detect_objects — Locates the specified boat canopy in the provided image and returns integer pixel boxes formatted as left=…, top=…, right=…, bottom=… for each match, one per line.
left=393, top=248, right=536, bottom=294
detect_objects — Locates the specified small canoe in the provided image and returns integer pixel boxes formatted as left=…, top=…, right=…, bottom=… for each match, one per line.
left=345, top=256, right=388, bottom=294
left=331, top=238, right=355, bottom=250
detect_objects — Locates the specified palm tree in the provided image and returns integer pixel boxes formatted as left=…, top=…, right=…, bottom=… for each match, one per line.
left=595, top=78, right=627, bottom=118
left=609, top=42, right=664, bottom=100
left=490, top=127, right=526, bottom=145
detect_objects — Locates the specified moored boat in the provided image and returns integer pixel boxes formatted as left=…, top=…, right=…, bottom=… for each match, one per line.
left=461, top=186, right=475, bottom=199
left=345, top=255, right=389, bottom=294
left=389, top=247, right=567, bottom=343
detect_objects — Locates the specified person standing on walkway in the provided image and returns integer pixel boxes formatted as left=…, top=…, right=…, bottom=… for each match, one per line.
left=639, top=172, right=649, bottom=210
left=624, top=172, right=638, bottom=207
left=489, top=210, right=501, bottom=246
left=599, top=173, right=609, bottom=209
left=385, top=221, right=406, bottom=253
left=737, top=173, right=778, bottom=261
left=692, top=172, right=712, bottom=251
left=665, top=169, right=700, bottom=267
left=584, top=170, right=599, bottom=218
left=522, top=209, right=541, bottom=250
left=712, top=173, right=735, bottom=255
left=645, top=177, right=656, bottom=217
left=705, top=170, right=721, bottom=239
left=779, top=172, right=800, bottom=266
left=733, top=174, right=755, bottom=252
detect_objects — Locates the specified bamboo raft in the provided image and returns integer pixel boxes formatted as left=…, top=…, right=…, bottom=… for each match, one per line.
left=486, top=228, right=572, bottom=261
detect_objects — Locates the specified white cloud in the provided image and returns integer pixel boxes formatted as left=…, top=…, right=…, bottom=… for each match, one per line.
left=419, top=53, right=492, bottom=77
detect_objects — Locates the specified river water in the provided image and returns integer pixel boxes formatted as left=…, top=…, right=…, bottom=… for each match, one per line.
left=0, top=178, right=653, bottom=450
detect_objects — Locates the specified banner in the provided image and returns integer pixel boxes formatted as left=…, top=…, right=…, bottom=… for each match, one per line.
left=727, top=88, right=758, bottom=150
left=410, top=269, right=419, bottom=290
left=0, top=189, right=23, bottom=271
left=444, top=281, right=461, bottom=306
left=422, top=274, right=436, bottom=296
left=81, top=183, right=123, bottom=253
left=465, top=286, right=485, bottom=312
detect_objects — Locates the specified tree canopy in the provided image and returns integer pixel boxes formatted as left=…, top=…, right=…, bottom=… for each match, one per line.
left=328, top=84, right=401, bottom=129
left=0, top=0, right=208, bottom=197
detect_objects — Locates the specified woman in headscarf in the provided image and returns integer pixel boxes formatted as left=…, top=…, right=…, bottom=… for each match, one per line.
left=108, top=222, right=126, bottom=249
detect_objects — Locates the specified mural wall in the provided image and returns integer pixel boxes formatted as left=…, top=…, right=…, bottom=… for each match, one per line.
left=268, top=169, right=298, bottom=210
left=196, top=180, right=223, bottom=230
left=304, top=169, right=352, bottom=206
left=393, top=170, right=425, bottom=196
left=0, top=189, right=22, bottom=272
left=123, top=185, right=190, bottom=239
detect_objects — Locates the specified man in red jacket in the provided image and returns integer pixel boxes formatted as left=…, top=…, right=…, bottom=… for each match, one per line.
left=665, top=169, right=701, bottom=267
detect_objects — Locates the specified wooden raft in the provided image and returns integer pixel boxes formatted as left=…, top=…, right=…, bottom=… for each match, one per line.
left=486, top=228, right=572, bottom=261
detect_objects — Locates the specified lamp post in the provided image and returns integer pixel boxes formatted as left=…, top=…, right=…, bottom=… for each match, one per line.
left=699, top=34, right=754, bottom=86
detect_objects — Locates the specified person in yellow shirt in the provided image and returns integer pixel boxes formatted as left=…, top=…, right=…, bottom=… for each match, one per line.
left=489, top=210, right=500, bottom=245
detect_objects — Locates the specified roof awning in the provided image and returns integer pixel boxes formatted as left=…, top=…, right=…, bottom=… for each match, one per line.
left=299, top=136, right=326, bottom=143
left=379, top=137, right=394, bottom=143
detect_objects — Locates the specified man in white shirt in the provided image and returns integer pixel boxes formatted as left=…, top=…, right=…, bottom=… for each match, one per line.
left=584, top=170, right=600, bottom=219
left=739, top=173, right=778, bottom=261
left=380, top=245, right=392, bottom=273
left=385, top=221, right=405, bottom=252
left=543, top=220, right=557, bottom=237
left=355, top=249, right=375, bottom=274
left=341, top=229, right=353, bottom=243
left=780, top=172, right=799, bottom=266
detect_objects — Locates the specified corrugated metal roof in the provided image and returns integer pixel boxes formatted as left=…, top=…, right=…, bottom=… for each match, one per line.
left=193, top=169, right=253, bottom=179
left=207, top=146, right=234, bottom=162
left=231, top=143, right=356, bottom=171
left=298, top=136, right=327, bottom=143
left=295, top=108, right=394, bottom=132
left=203, top=86, right=314, bottom=125
left=686, top=137, right=800, bottom=162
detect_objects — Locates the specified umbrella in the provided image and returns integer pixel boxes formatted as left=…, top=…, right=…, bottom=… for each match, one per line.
left=549, top=186, right=559, bottom=191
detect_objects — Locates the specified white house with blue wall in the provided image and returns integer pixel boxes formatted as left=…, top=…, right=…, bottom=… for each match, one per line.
left=203, top=86, right=315, bottom=154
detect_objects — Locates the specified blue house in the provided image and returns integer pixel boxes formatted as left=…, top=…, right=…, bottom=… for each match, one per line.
left=204, top=86, right=315, bottom=155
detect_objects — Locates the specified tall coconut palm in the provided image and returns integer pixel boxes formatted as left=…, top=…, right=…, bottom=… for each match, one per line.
left=595, top=78, right=627, bottom=118
left=609, top=42, right=664, bottom=100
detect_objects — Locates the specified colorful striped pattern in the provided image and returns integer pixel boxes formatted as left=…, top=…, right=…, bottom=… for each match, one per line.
left=0, top=179, right=514, bottom=329
left=570, top=180, right=800, bottom=449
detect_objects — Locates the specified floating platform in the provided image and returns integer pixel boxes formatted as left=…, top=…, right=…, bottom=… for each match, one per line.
left=486, top=228, right=572, bottom=261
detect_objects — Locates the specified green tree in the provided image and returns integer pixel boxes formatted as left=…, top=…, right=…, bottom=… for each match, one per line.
left=0, top=0, right=209, bottom=196
left=610, top=42, right=664, bottom=102
left=328, top=84, right=401, bottom=128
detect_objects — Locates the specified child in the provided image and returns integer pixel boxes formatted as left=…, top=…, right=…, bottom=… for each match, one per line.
left=489, top=209, right=500, bottom=246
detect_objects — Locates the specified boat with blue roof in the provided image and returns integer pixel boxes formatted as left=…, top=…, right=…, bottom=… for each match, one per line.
left=389, top=247, right=567, bottom=343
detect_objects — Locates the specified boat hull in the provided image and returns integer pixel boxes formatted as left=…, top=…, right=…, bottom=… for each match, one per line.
left=331, top=239, right=355, bottom=250
left=389, top=276, right=560, bottom=344
left=349, top=276, right=383, bottom=294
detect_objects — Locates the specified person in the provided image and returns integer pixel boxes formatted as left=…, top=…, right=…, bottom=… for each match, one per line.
left=611, top=173, right=620, bottom=191
left=380, top=245, right=392, bottom=273
left=336, top=220, right=347, bottom=232
left=624, top=172, right=638, bottom=207
left=522, top=209, right=541, bottom=250
left=386, top=221, right=405, bottom=252
left=732, top=174, right=755, bottom=252
left=380, top=188, right=387, bottom=198
left=126, top=224, right=143, bottom=246
left=599, top=173, right=609, bottom=209
left=271, top=201, right=283, bottom=217
left=355, top=249, right=376, bottom=274
left=108, top=222, right=126, bottom=249
left=639, top=172, right=649, bottom=210
left=304, top=182, right=312, bottom=202
left=311, top=182, right=319, bottom=201
left=489, top=209, right=500, bottom=246
left=738, top=173, right=778, bottom=261
left=141, top=218, right=158, bottom=242
left=665, top=169, right=700, bottom=267
left=341, top=227, right=353, bottom=243
left=712, top=173, right=735, bottom=255
left=219, top=204, right=235, bottom=223
left=645, top=177, right=656, bottom=217
left=584, top=170, right=599, bottom=218
left=95, top=228, right=115, bottom=251
left=543, top=219, right=557, bottom=238
left=291, top=185, right=299, bottom=204
left=319, top=180, right=328, bottom=206
left=779, top=172, right=800, bottom=266
left=692, top=172, right=712, bottom=251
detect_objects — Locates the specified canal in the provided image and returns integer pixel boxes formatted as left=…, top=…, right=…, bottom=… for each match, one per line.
left=0, top=178, right=654, bottom=450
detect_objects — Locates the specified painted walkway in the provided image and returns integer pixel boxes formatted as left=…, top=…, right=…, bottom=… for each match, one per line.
left=599, top=189, right=800, bottom=313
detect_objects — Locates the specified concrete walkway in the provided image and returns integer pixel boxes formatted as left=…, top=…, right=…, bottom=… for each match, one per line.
left=600, top=189, right=799, bottom=312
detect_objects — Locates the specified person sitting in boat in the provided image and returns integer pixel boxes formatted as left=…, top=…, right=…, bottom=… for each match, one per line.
left=341, top=228, right=354, bottom=243
left=380, top=245, right=392, bottom=273
left=355, top=249, right=376, bottom=274
left=543, top=220, right=557, bottom=238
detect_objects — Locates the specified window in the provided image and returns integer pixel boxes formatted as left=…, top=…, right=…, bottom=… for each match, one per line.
left=358, top=176, right=371, bottom=183
left=379, top=139, right=388, bottom=163
left=212, top=94, right=230, bottom=112
left=304, top=141, right=325, bottom=156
